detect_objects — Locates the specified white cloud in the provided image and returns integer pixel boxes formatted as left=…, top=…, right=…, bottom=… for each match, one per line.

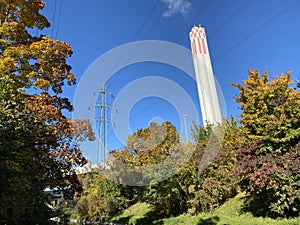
left=162, top=0, right=192, bottom=18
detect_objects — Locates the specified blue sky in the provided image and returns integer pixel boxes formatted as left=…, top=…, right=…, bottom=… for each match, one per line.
left=39, top=0, right=300, bottom=163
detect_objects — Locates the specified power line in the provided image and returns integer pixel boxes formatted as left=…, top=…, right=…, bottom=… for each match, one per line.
left=110, top=0, right=293, bottom=140
left=109, top=0, right=167, bottom=82
left=209, top=0, right=255, bottom=37
left=131, top=0, right=215, bottom=81
left=141, top=1, right=171, bottom=38
left=170, top=0, right=215, bottom=42
left=133, top=0, right=300, bottom=116
left=123, top=2, right=168, bottom=79
left=107, top=0, right=252, bottom=135
left=137, top=0, right=300, bottom=124
left=139, top=0, right=299, bottom=115
left=213, top=0, right=300, bottom=63
left=111, top=73, right=195, bottom=142
left=51, top=0, right=58, bottom=38
left=55, top=0, right=63, bottom=40
left=131, top=0, right=161, bottom=41
left=111, top=0, right=215, bottom=86
left=107, top=1, right=299, bottom=151
left=107, top=0, right=216, bottom=140
left=97, top=1, right=169, bottom=153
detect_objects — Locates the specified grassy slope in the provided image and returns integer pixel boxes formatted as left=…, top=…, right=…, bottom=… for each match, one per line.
left=110, top=193, right=300, bottom=225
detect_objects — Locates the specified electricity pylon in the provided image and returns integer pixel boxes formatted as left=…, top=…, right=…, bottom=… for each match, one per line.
left=89, top=83, right=116, bottom=165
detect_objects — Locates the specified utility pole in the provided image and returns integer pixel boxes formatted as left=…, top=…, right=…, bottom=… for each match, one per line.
left=183, top=114, right=189, bottom=143
left=90, top=83, right=116, bottom=166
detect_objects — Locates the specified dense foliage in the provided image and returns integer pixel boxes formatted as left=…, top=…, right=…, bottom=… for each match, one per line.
left=111, top=121, right=180, bottom=167
left=0, top=1, right=93, bottom=224
left=111, top=121, right=185, bottom=216
left=75, top=173, right=129, bottom=223
left=178, top=119, right=238, bottom=214
left=74, top=120, right=239, bottom=221
left=74, top=69, right=300, bottom=222
left=232, top=69, right=300, bottom=217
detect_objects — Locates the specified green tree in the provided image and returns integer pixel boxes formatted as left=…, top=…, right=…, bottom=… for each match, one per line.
left=178, top=119, right=238, bottom=214
left=75, top=173, right=129, bottom=223
left=146, top=176, right=188, bottom=217
left=0, top=72, right=51, bottom=224
left=0, top=1, right=94, bottom=224
left=232, top=69, right=300, bottom=217
left=110, top=121, right=186, bottom=217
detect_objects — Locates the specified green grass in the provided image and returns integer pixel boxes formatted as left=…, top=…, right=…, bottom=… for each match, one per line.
left=111, top=202, right=155, bottom=225
left=110, top=193, right=300, bottom=225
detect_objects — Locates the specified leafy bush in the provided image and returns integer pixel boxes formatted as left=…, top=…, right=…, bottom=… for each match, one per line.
left=75, top=173, right=129, bottom=222
left=236, top=142, right=300, bottom=217
left=145, top=177, right=188, bottom=217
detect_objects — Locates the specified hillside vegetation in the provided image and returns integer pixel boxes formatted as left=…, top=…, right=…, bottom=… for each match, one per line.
left=72, top=70, right=300, bottom=224
left=111, top=193, right=300, bottom=225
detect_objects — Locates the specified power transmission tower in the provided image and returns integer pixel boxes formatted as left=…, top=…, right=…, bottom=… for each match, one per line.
left=90, top=83, right=116, bottom=166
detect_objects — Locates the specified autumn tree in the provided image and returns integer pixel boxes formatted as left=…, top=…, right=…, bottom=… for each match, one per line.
left=232, top=69, right=300, bottom=217
left=0, top=1, right=93, bottom=224
left=112, top=121, right=180, bottom=165
left=108, top=121, right=188, bottom=216
left=110, top=121, right=181, bottom=185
